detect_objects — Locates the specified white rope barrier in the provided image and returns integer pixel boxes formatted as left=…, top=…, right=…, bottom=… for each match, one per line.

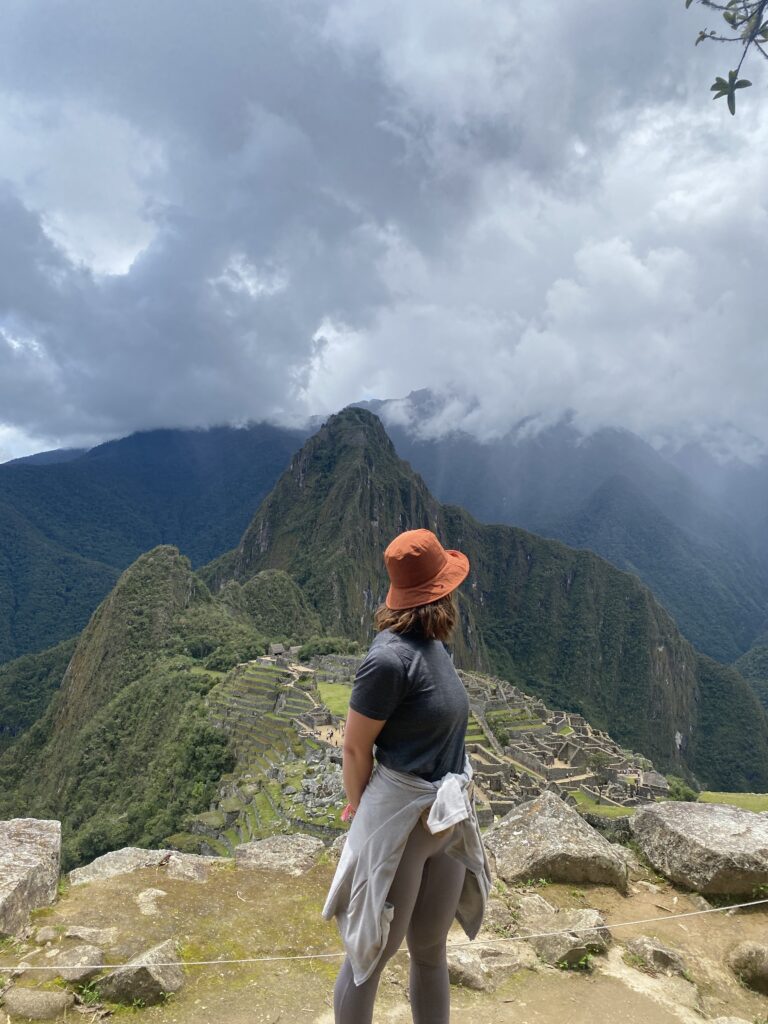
left=6, top=896, right=767, bottom=972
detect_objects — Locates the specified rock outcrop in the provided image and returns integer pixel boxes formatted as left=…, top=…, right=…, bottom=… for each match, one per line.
left=96, top=939, right=185, bottom=1006
left=630, top=802, right=768, bottom=894
left=483, top=792, right=629, bottom=892
left=234, top=833, right=325, bottom=875
left=69, top=847, right=219, bottom=885
left=513, top=892, right=611, bottom=967
left=727, top=941, right=768, bottom=995
left=0, top=818, right=61, bottom=937
left=446, top=941, right=537, bottom=991
left=1, top=987, right=74, bottom=1020
left=624, top=936, right=687, bottom=977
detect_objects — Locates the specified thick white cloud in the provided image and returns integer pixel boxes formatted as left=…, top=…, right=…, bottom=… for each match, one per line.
left=0, top=0, right=766, bottom=458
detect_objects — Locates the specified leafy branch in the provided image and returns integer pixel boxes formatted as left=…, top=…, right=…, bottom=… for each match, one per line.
left=686, top=0, right=767, bottom=111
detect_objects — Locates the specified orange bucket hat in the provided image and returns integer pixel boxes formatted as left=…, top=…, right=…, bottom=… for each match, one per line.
left=383, top=529, right=470, bottom=610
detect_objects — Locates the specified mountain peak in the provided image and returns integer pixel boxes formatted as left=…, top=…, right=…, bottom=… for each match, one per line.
left=312, top=405, right=397, bottom=455
left=202, top=408, right=439, bottom=630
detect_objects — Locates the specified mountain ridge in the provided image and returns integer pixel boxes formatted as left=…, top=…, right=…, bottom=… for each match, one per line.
left=204, top=407, right=768, bottom=790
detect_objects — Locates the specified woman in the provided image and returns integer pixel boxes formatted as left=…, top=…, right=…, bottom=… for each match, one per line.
left=322, top=528, right=491, bottom=1024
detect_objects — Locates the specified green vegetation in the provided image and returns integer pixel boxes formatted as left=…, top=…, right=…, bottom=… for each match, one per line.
left=666, top=775, right=699, bottom=801
left=0, top=423, right=304, bottom=663
left=316, top=681, right=351, bottom=717
left=699, top=791, right=768, bottom=812
left=556, top=474, right=768, bottom=665
left=572, top=791, right=635, bottom=818
left=298, top=636, right=362, bottom=661
left=0, top=547, right=250, bottom=869
left=686, top=0, right=765, bottom=114
left=688, top=655, right=768, bottom=791
left=735, top=633, right=768, bottom=712
left=0, top=637, right=76, bottom=753
left=219, top=570, right=321, bottom=643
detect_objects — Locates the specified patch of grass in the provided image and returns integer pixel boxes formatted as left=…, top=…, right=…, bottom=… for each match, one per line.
left=623, top=950, right=651, bottom=973
left=557, top=951, right=593, bottom=971
left=572, top=791, right=635, bottom=818
left=316, top=682, right=351, bottom=718
left=699, top=791, right=768, bottom=812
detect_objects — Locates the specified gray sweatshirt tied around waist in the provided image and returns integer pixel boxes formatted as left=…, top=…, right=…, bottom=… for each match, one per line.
left=321, top=754, right=492, bottom=985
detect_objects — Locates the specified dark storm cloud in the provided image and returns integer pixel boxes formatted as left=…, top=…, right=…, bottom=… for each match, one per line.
left=0, top=0, right=766, bottom=457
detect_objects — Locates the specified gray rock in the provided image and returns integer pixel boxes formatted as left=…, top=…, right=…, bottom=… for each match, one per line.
left=709, top=1019, right=753, bottom=1024
left=51, top=943, right=104, bottom=982
left=235, top=834, right=325, bottom=875
left=630, top=802, right=768, bottom=894
left=483, top=792, right=629, bottom=892
left=34, top=926, right=58, bottom=944
left=70, top=847, right=219, bottom=885
left=2, top=986, right=74, bottom=1020
left=727, top=941, right=768, bottom=994
left=625, top=935, right=687, bottom=977
left=446, top=941, right=537, bottom=991
left=520, top=907, right=610, bottom=967
left=0, top=819, right=61, bottom=937
left=96, top=939, right=184, bottom=1006
left=135, top=888, right=167, bottom=916
left=329, top=834, right=347, bottom=860
left=64, top=924, right=119, bottom=945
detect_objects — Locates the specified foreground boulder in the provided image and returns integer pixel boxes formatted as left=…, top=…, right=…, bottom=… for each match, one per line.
left=624, top=936, right=687, bottom=977
left=446, top=941, right=537, bottom=991
left=727, top=941, right=768, bottom=995
left=235, top=834, right=325, bottom=875
left=630, top=802, right=768, bottom=894
left=0, top=819, right=61, bottom=937
left=96, top=939, right=184, bottom=1006
left=514, top=892, right=611, bottom=967
left=1, top=987, right=74, bottom=1020
left=483, top=792, right=629, bottom=892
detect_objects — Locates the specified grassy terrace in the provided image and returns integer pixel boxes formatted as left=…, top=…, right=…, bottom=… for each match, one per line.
left=572, top=790, right=635, bottom=818
left=316, top=681, right=351, bottom=717
left=699, top=791, right=768, bottom=812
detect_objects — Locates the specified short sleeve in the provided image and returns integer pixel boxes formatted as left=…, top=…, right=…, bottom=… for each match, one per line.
left=349, top=643, right=409, bottom=720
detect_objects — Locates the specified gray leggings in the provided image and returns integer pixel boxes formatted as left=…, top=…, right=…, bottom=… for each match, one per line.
left=333, top=819, right=467, bottom=1024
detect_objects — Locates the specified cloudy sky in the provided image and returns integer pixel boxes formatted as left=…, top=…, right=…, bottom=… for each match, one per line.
left=1, top=0, right=767, bottom=461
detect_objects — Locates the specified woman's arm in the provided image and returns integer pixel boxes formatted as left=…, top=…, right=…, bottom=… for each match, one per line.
left=342, top=708, right=387, bottom=812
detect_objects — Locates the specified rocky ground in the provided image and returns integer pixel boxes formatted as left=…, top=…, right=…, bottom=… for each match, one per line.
left=1, top=800, right=767, bottom=1023
left=1, top=853, right=766, bottom=1023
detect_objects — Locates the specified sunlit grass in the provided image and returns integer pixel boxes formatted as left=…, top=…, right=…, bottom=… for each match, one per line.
left=699, top=791, right=768, bottom=812
left=316, top=681, right=351, bottom=717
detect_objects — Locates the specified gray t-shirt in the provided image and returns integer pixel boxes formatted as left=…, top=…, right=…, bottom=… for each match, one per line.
left=348, top=629, right=469, bottom=782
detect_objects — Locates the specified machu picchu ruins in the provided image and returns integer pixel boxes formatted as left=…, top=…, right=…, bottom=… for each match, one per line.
left=167, top=652, right=670, bottom=856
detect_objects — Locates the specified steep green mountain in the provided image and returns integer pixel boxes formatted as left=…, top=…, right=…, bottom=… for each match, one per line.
left=0, top=548, right=246, bottom=867
left=204, top=407, right=768, bottom=790
left=555, top=475, right=766, bottom=661
left=365, top=394, right=768, bottom=663
left=0, top=636, right=76, bottom=754
left=218, top=570, right=322, bottom=644
left=735, top=628, right=768, bottom=712
left=0, top=502, right=119, bottom=663
left=0, top=423, right=305, bottom=663
left=0, top=544, right=328, bottom=868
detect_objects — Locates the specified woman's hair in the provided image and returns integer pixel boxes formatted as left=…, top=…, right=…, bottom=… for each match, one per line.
left=374, top=591, right=458, bottom=642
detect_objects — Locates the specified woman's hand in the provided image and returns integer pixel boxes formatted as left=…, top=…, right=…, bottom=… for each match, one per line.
left=341, top=803, right=356, bottom=822
left=341, top=708, right=387, bottom=812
